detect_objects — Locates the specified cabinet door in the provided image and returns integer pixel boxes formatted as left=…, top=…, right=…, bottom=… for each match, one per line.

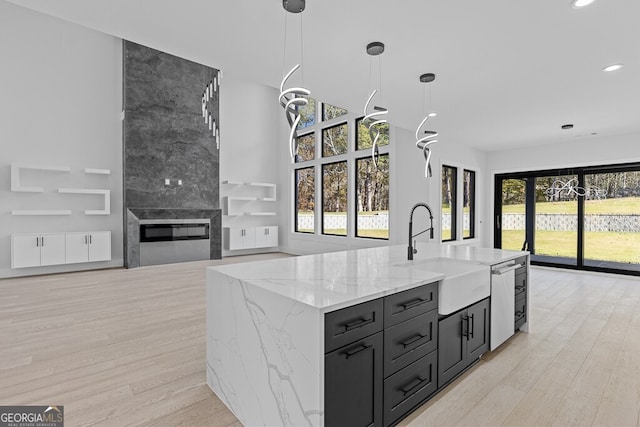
left=265, top=226, right=278, bottom=247
left=227, top=228, right=244, bottom=250
left=467, top=298, right=490, bottom=361
left=325, top=332, right=383, bottom=427
left=65, top=233, right=89, bottom=264
left=39, top=234, right=66, bottom=266
left=438, top=312, right=466, bottom=388
left=88, top=231, right=111, bottom=262
left=11, top=234, right=41, bottom=268
left=254, top=227, right=269, bottom=248
left=242, top=227, right=256, bottom=249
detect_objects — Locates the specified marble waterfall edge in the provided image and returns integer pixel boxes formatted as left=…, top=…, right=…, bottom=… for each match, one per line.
left=206, top=269, right=323, bottom=427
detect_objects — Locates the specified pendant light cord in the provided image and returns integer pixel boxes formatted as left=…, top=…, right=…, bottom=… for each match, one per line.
left=282, top=11, right=288, bottom=77
left=300, top=13, right=304, bottom=85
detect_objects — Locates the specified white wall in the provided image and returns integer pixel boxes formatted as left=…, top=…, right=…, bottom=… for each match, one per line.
left=485, top=132, right=640, bottom=245
left=219, top=74, right=284, bottom=256
left=0, top=2, right=123, bottom=278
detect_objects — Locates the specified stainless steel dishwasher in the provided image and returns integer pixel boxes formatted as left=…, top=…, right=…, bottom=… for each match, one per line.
left=490, top=261, right=520, bottom=351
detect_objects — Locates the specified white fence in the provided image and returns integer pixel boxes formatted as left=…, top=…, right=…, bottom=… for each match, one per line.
left=502, top=213, right=640, bottom=232
left=297, top=212, right=389, bottom=230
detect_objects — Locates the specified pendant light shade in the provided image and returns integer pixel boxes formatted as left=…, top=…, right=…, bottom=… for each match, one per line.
left=279, top=64, right=310, bottom=158
left=279, top=1, right=310, bottom=160
left=415, top=73, right=438, bottom=178
left=364, top=42, right=388, bottom=168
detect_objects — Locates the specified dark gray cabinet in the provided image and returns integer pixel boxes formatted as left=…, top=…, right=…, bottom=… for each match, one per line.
left=325, top=332, right=384, bottom=427
left=324, top=281, right=438, bottom=427
left=438, top=298, right=490, bottom=388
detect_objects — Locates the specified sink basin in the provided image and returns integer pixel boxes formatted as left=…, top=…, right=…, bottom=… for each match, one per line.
left=396, top=257, right=490, bottom=315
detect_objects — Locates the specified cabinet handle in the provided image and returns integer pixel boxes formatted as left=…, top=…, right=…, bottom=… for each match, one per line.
left=85, top=235, right=88, bottom=244
left=515, top=285, right=525, bottom=291
left=41, top=237, right=44, bottom=247
left=515, top=309, right=526, bottom=317
left=462, top=315, right=469, bottom=339
left=400, top=377, right=427, bottom=396
left=89, top=234, right=92, bottom=244
left=36, top=236, right=39, bottom=247
left=344, top=344, right=371, bottom=359
left=401, top=334, right=427, bottom=349
left=469, top=314, right=474, bottom=339
left=343, top=317, right=374, bottom=332
left=401, top=297, right=429, bottom=310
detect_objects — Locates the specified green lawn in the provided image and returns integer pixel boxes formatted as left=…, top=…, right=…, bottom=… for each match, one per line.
left=502, top=230, right=640, bottom=263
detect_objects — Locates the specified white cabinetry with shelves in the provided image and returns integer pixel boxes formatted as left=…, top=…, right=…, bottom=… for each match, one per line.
left=222, top=180, right=279, bottom=251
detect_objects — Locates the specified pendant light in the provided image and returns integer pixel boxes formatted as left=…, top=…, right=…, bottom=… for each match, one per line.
left=363, top=42, right=388, bottom=169
left=201, top=69, right=221, bottom=149
left=415, top=73, right=438, bottom=178
left=279, top=0, right=310, bottom=160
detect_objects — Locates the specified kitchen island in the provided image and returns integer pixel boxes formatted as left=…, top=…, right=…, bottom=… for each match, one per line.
left=206, top=243, right=528, bottom=427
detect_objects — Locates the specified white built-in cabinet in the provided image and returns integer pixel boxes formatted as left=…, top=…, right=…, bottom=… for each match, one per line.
left=225, top=226, right=278, bottom=251
left=222, top=180, right=279, bottom=251
left=65, top=232, right=112, bottom=264
left=254, top=226, right=278, bottom=248
left=11, top=231, right=111, bottom=269
left=11, top=233, right=66, bottom=268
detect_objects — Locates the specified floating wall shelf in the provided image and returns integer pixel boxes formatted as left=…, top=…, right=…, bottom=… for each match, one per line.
left=84, top=168, right=111, bottom=175
left=11, top=163, right=71, bottom=192
left=58, top=188, right=111, bottom=215
left=11, top=210, right=72, bottom=216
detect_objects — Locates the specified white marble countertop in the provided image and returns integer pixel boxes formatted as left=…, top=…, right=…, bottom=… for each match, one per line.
left=208, top=243, right=528, bottom=312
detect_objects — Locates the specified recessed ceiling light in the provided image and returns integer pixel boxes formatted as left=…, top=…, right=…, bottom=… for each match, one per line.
left=562, top=124, right=574, bottom=130
left=602, top=64, right=624, bottom=72
left=571, top=0, right=596, bottom=8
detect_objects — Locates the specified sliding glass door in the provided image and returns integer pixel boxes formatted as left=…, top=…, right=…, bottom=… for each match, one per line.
left=495, top=163, right=640, bottom=275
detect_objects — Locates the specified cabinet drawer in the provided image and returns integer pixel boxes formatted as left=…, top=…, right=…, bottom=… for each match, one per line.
left=384, top=282, right=438, bottom=328
left=515, top=272, right=527, bottom=299
left=515, top=297, right=527, bottom=331
left=384, top=310, right=437, bottom=377
left=383, top=350, right=437, bottom=427
left=325, top=298, right=384, bottom=353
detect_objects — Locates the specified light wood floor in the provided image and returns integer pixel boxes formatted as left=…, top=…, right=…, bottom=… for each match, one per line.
left=1, top=259, right=639, bottom=426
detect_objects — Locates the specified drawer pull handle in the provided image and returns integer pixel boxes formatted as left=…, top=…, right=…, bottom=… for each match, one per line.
left=401, top=334, right=427, bottom=348
left=515, top=310, right=525, bottom=317
left=401, top=297, right=429, bottom=310
left=400, top=377, right=427, bottom=396
left=343, top=317, right=373, bottom=332
left=344, top=344, right=371, bottom=359
left=469, top=314, right=474, bottom=340
left=462, top=315, right=469, bottom=338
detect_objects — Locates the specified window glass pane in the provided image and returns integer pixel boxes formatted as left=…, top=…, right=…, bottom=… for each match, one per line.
left=583, top=171, right=640, bottom=269
left=322, top=103, right=348, bottom=121
left=322, top=123, right=348, bottom=157
left=463, top=170, right=475, bottom=239
left=356, top=117, right=390, bottom=151
left=295, top=133, right=314, bottom=163
left=442, top=165, right=457, bottom=241
left=322, top=161, right=347, bottom=236
left=295, top=167, right=315, bottom=233
left=296, top=97, right=316, bottom=129
left=356, top=155, right=389, bottom=239
left=500, top=178, right=527, bottom=251
left=533, top=174, right=578, bottom=264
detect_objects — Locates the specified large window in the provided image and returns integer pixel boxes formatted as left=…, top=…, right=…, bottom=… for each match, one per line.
left=293, top=101, right=391, bottom=240
left=463, top=169, right=475, bottom=239
left=356, top=155, right=389, bottom=239
left=322, top=161, right=347, bottom=236
left=297, top=97, right=316, bottom=129
left=295, top=167, right=315, bottom=233
left=495, top=163, right=640, bottom=275
left=442, top=165, right=457, bottom=242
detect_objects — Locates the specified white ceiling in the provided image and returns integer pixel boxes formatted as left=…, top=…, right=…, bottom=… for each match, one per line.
left=6, top=0, right=640, bottom=151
